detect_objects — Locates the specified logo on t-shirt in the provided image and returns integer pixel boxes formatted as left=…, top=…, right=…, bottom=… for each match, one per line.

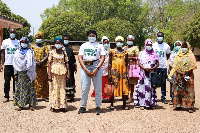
left=84, top=48, right=97, bottom=56
left=155, top=49, right=165, bottom=58
left=7, top=47, right=16, bottom=54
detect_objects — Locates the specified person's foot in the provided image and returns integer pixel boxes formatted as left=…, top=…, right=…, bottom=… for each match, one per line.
left=189, top=108, right=193, bottom=113
left=96, top=107, right=101, bottom=115
left=122, top=106, right=129, bottom=110
left=17, top=107, right=23, bottom=111
left=3, top=98, right=9, bottom=103
left=50, top=108, right=55, bottom=112
left=44, top=98, right=49, bottom=102
left=109, top=106, right=114, bottom=110
left=78, top=107, right=86, bottom=114
left=30, top=107, right=35, bottom=111
left=169, top=100, right=173, bottom=105
left=140, top=107, right=145, bottom=110
left=126, top=99, right=133, bottom=104
left=161, top=98, right=168, bottom=104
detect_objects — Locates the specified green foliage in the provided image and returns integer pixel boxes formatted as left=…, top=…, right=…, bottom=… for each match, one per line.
left=40, top=11, right=90, bottom=41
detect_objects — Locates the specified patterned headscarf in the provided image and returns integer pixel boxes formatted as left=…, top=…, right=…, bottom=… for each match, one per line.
left=143, top=39, right=158, bottom=62
left=35, top=31, right=43, bottom=39
left=115, top=36, right=124, bottom=42
left=19, top=37, right=31, bottom=55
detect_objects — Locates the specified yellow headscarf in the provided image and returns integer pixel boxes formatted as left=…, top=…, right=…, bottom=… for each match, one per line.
left=115, top=36, right=124, bottom=42
left=168, top=42, right=197, bottom=79
left=35, top=31, right=43, bottom=39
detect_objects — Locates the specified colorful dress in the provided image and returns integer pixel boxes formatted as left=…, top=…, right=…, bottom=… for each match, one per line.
left=49, top=50, right=68, bottom=109
left=134, top=39, right=159, bottom=107
left=110, top=49, right=130, bottom=97
left=31, top=45, right=49, bottom=98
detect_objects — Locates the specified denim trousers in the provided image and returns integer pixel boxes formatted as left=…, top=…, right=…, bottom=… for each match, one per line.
left=80, top=61, right=102, bottom=108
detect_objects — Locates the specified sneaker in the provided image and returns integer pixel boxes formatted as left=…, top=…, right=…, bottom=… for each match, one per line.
left=78, top=107, right=86, bottom=114
left=96, top=107, right=101, bottom=115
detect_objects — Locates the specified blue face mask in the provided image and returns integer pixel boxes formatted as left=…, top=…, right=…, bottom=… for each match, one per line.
left=104, top=43, right=110, bottom=48
left=36, top=39, right=42, bottom=43
left=175, top=46, right=181, bottom=51
left=55, top=44, right=62, bottom=49
left=146, top=46, right=153, bottom=51
left=116, top=42, right=123, bottom=47
left=182, top=48, right=187, bottom=53
left=88, top=37, right=96, bottom=42
left=21, top=43, right=28, bottom=48
left=10, top=33, right=15, bottom=39
left=64, top=40, right=69, bottom=45
left=127, top=41, right=133, bottom=45
left=157, top=37, right=163, bottom=42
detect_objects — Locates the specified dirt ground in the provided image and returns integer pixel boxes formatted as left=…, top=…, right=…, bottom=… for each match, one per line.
left=0, top=56, right=200, bottom=133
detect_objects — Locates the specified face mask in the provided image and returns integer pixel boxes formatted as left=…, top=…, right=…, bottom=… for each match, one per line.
left=175, top=46, right=181, bottom=51
left=157, top=37, right=163, bottom=42
left=10, top=33, right=15, bottom=39
left=36, top=39, right=42, bottom=43
left=116, top=42, right=123, bottom=47
left=127, top=41, right=133, bottom=45
left=64, top=40, right=69, bottom=45
left=88, top=37, right=96, bottom=42
left=146, top=46, right=153, bottom=51
left=182, top=48, right=187, bottom=53
left=21, top=43, right=28, bottom=48
left=55, top=44, right=62, bottom=49
left=104, top=43, right=110, bottom=48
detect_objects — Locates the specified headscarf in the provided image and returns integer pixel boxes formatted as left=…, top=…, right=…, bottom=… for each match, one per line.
left=169, top=41, right=197, bottom=78
left=19, top=37, right=31, bottom=55
left=101, top=36, right=110, bottom=52
left=115, top=36, right=124, bottom=42
left=54, top=37, right=62, bottom=43
left=127, top=35, right=134, bottom=40
left=87, top=30, right=98, bottom=38
left=173, top=41, right=182, bottom=53
left=35, top=31, right=43, bottom=39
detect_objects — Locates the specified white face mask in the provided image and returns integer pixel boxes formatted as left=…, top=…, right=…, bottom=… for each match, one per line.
left=146, top=46, right=153, bottom=51
left=182, top=48, right=187, bottom=53
left=36, top=39, right=42, bottom=43
left=21, top=43, right=28, bottom=48
left=116, top=42, right=123, bottom=47
left=55, top=44, right=62, bottom=49
left=10, top=33, right=16, bottom=39
left=157, top=37, right=163, bottom=42
left=88, top=37, right=96, bottom=42
left=64, top=40, right=69, bottom=45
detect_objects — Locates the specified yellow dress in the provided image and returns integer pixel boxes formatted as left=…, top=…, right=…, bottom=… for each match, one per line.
left=110, top=49, right=130, bottom=97
left=48, top=50, right=68, bottom=109
left=31, top=45, right=49, bottom=98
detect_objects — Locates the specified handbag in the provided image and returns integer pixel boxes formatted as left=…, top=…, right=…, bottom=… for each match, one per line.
left=129, top=58, right=140, bottom=78
left=151, top=71, right=163, bottom=88
left=103, top=83, right=114, bottom=96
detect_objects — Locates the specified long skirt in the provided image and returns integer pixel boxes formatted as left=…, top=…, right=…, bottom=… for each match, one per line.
left=13, top=71, right=37, bottom=107
left=49, top=73, right=67, bottom=109
left=134, top=70, right=157, bottom=107
left=91, top=75, right=111, bottom=99
left=173, top=72, right=195, bottom=108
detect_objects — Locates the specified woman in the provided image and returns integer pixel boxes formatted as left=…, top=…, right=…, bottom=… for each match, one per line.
left=78, top=30, right=105, bottom=115
left=13, top=37, right=37, bottom=111
left=168, top=41, right=182, bottom=105
left=62, top=33, right=77, bottom=101
left=134, top=39, right=159, bottom=110
left=91, top=36, right=111, bottom=100
left=48, top=37, right=70, bottom=112
left=108, top=36, right=130, bottom=110
left=168, top=41, right=197, bottom=113
left=31, top=32, right=49, bottom=101
left=124, top=35, right=140, bottom=103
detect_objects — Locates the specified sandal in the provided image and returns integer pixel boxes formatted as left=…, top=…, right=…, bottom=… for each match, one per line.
left=30, top=107, right=35, bottom=111
left=44, top=98, right=49, bottom=102
left=109, top=106, right=114, bottom=110
left=126, top=99, right=133, bottom=104
left=122, top=106, right=129, bottom=110
left=140, top=107, right=144, bottom=110
left=189, top=108, right=193, bottom=113
left=50, top=108, right=54, bottom=112
left=17, top=107, right=23, bottom=111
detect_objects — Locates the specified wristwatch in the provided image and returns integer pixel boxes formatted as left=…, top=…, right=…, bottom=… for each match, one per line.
left=96, top=67, right=100, bottom=70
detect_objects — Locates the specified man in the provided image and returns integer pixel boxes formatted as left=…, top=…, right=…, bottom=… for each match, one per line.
left=0, top=29, right=19, bottom=103
left=153, top=32, right=171, bottom=104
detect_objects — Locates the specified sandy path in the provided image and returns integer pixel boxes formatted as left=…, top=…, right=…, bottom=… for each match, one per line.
left=0, top=56, right=200, bottom=133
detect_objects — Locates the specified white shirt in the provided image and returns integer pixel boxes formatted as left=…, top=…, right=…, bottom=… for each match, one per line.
left=78, top=42, right=106, bottom=61
left=153, top=42, right=171, bottom=68
left=1, top=38, right=19, bottom=65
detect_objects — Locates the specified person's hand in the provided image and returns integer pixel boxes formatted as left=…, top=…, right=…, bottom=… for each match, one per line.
left=85, top=69, right=92, bottom=77
left=0, top=64, right=3, bottom=72
left=14, top=75, right=18, bottom=82
left=144, top=68, right=149, bottom=72
left=66, top=73, right=70, bottom=81
left=74, top=64, right=77, bottom=74
left=48, top=74, right=52, bottom=82
left=148, top=68, right=154, bottom=72
left=91, top=68, right=98, bottom=77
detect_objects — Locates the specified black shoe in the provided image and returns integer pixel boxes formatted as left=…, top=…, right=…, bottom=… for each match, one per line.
left=96, top=107, right=101, bottom=115
left=78, top=107, right=86, bottom=114
left=161, top=99, right=168, bottom=104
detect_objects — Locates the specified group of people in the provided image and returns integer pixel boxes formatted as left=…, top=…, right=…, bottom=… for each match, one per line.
left=0, top=29, right=197, bottom=115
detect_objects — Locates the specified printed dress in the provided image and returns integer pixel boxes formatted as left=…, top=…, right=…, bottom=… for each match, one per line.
left=49, top=50, right=68, bottom=109
left=110, top=49, right=130, bottom=97
left=134, top=51, right=157, bottom=107
left=31, top=45, right=49, bottom=98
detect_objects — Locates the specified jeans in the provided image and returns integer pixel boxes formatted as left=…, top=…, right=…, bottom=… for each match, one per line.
left=4, top=65, right=15, bottom=98
left=155, top=68, right=167, bottom=100
left=80, top=61, right=102, bottom=108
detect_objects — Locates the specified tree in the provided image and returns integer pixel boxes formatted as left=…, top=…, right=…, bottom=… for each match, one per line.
left=40, top=11, right=90, bottom=41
